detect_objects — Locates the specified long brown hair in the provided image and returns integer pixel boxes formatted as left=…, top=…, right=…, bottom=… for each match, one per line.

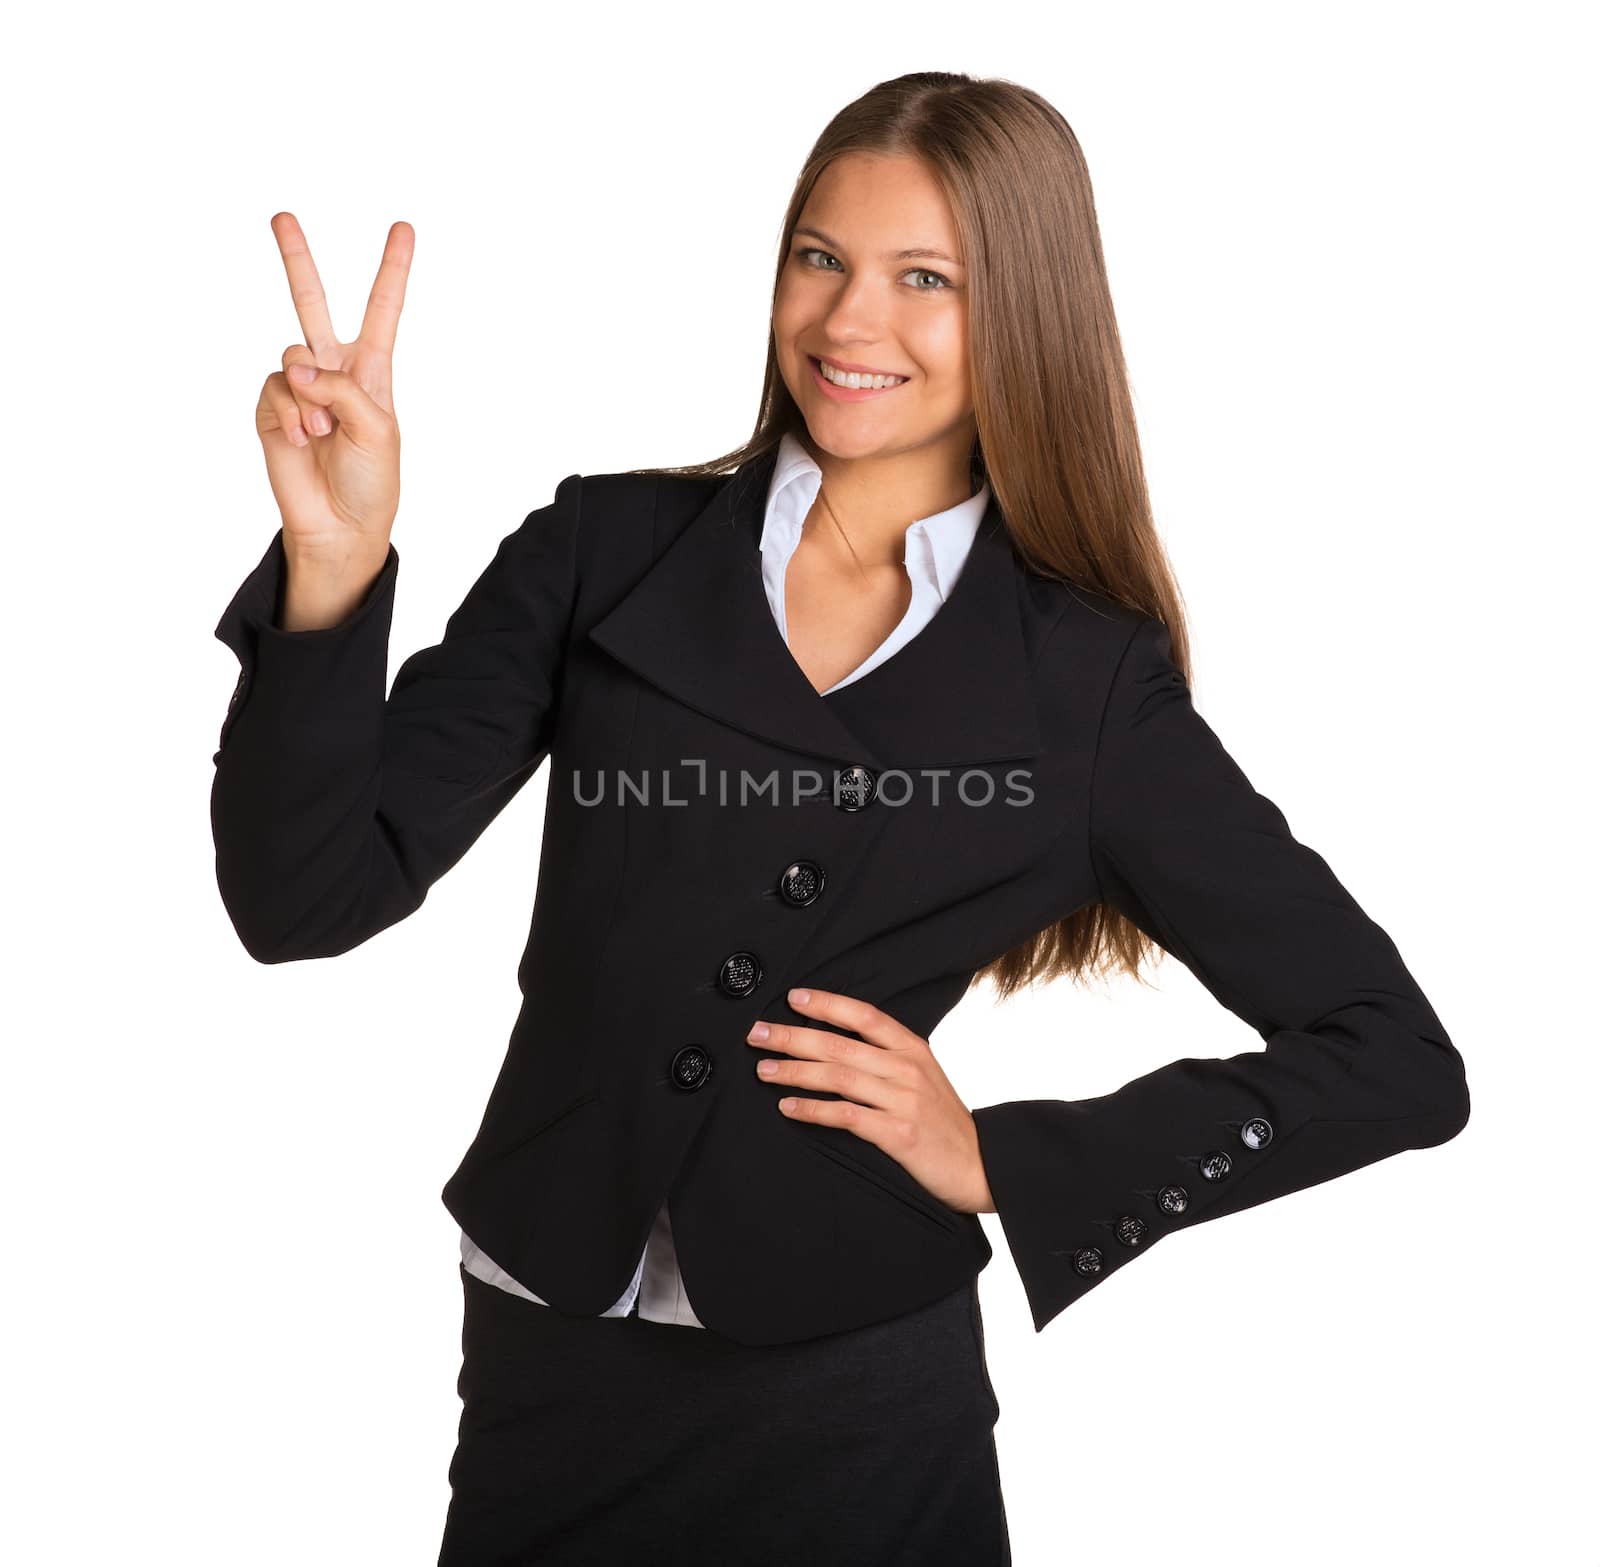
left=627, top=71, right=1191, bottom=999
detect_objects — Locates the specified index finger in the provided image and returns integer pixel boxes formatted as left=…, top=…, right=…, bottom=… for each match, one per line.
left=357, top=220, right=415, bottom=356
left=270, top=211, right=338, bottom=359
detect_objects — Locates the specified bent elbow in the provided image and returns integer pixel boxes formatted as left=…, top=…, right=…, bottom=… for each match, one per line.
left=225, top=914, right=301, bottom=967
left=1429, top=1060, right=1471, bottom=1145
left=1409, top=1038, right=1471, bottom=1147
left=218, top=895, right=337, bottom=965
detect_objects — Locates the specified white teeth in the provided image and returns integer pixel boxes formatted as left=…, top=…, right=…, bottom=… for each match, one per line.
left=818, top=360, right=906, bottom=390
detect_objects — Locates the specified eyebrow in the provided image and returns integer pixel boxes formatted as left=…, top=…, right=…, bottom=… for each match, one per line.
left=792, top=225, right=964, bottom=267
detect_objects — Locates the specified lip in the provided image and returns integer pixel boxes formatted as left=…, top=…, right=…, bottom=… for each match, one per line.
left=807, top=354, right=909, bottom=403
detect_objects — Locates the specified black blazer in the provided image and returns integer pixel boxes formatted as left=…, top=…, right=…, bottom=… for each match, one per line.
left=210, top=446, right=1470, bottom=1346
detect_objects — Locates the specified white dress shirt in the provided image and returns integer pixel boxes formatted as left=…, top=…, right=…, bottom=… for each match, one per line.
left=459, top=429, right=991, bottom=1324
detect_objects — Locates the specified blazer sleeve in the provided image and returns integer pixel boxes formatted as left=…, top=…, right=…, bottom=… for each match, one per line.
left=209, top=472, right=584, bottom=964
left=970, top=615, right=1470, bottom=1334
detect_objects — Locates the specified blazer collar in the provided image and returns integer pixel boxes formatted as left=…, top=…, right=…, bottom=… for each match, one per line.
left=586, top=446, right=1041, bottom=770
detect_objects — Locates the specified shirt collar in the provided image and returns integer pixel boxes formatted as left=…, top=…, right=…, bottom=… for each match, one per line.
left=759, top=429, right=991, bottom=601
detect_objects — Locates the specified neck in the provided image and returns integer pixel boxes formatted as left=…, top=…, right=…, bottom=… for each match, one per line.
left=796, top=429, right=978, bottom=560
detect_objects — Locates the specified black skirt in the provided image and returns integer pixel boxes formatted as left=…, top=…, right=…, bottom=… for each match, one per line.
left=438, top=1263, right=1010, bottom=1566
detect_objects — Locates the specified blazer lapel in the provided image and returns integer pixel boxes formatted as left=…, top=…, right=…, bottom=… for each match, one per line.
left=586, top=448, right=1041, bottom=769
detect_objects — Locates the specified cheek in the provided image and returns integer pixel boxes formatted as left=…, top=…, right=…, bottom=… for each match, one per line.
left=772, top=307, right=807, bottom=373
left=772, top=282, right=806, bottom=341
left=908, top=317, right=969, bottom=396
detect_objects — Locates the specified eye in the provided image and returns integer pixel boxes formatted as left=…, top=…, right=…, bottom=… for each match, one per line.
left=793, top=247, right=953, bottom=292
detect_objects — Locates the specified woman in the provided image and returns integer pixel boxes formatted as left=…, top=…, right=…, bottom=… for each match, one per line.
left=211, top=71, right=1468, bottom=1567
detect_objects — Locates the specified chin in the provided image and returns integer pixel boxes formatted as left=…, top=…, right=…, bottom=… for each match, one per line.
left=802, top=423, right=899, bottom=461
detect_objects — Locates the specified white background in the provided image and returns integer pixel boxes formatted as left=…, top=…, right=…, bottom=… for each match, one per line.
left=4, top=2, right=1594, bottom=1562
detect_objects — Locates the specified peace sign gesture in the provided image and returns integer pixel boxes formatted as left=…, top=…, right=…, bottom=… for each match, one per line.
left=254, top=212, right=414, bottom=570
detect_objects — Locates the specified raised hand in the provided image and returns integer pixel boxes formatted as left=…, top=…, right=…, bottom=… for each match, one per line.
left=254, top=212, right=414, bottom=575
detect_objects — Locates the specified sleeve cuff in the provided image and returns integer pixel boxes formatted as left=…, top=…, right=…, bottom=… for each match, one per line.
left=212, top=529, right=399, bottom=756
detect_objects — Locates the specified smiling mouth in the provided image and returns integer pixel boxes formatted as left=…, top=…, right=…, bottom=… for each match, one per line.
left=808, top=355, right=910, bottom=392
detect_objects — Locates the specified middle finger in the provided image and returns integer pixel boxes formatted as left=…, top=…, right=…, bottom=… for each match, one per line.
left=746, top=1020, right=900, bottom=1080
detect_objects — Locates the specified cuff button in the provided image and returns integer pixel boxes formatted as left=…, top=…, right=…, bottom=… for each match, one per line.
left=1241, top=1117, right=1274, bottom=1150
left=1114, top=1215, right=1147, bottom=1248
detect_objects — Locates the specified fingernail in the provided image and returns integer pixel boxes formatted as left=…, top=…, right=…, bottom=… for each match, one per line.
left=789, top=988, right=810, bottom=1005
left=288, top=363, right=318, bottom=383
left=309, top=408, right=332, bottom=435
left=748, top=1021, right=769, bottom=1041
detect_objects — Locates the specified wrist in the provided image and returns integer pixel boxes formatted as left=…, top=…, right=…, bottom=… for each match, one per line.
left=278, top=541, right=390, bottom=632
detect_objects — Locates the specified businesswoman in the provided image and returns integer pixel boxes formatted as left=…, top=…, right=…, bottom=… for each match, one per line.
left=211, top=71, right=1469, bottom=1567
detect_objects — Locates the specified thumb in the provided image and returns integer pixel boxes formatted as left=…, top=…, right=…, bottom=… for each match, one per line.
left=285, top=363, right=391, bottom=447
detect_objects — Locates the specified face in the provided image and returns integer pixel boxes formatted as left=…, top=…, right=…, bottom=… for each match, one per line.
left=773, top=152, right=975, bottom=470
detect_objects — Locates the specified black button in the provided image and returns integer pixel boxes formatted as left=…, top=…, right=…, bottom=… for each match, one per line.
left=669, top=1046, right=713, bottom=1091
left=1114, top=1215, right=1148, bottom=1248
left=1072, top=1247, right=1104, bottom=1277
left=778, top=860, right=826, bottom=907
left=228, top=671, right=246, bottom=709
left=1241, top=1117, right=1273, bottom=1150
left=834, top=765, right=876, bottom=811
left=717, top=950, right=763, bottom=998
left=1156, top=1184, right=1189, bottom=1216
left=1199, top=1150, right=1232, bottom=1182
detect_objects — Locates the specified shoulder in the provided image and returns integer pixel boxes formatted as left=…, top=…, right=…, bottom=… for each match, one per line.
left=565, top=466, right=728, bottom=551
left=557, top=465, right=731, bottom=614
left=567, top=467, right=662, bottom=514
left=1013, top=559, right=1161, bottom=675
left=1006, top=559, right=1192, bottom=753
left=569, top=466, right=728, bottom=519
